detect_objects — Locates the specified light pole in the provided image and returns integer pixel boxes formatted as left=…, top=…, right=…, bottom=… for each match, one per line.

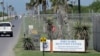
left=78, top=0, right=81, bottom=13
left=78, top=0, right=81, bottom=23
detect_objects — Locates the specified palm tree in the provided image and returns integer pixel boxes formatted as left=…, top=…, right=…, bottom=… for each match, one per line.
left=8, top=5, right=12, bottom=18
left=11, top=7, right=14, bottom=15
left=28, top=0, right=47, bottom=14
left=28, top=0, right=48, bottom=32
left=8, top=5, right=14, bottom=19
left=26, top=1, right=33, bottom=14
left=51, top=0, right=73, bottom=13
left=50, top=0, right=70, bottom=39
left=26, top=3, right=30, bottom=11
left=26, top=3, right=34, bottom=15
left=28, top=0, right=55, bottom=52
left=0, top=1, right=5, bottom=21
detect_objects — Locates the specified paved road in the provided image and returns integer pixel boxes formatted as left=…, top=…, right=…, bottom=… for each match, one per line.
left=0, top=18, right=22, bottom=56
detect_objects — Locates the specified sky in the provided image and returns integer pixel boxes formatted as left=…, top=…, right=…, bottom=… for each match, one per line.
left=0, top=0, right=94, bottom=15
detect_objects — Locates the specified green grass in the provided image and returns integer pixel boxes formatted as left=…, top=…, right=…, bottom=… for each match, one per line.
left=15, top=50, right=98, bottom=56
left=14, top=16, right=100, bottom=56
left=15, top=47, right=100, bottom=56
left=14, top=36, right=100, bottom=56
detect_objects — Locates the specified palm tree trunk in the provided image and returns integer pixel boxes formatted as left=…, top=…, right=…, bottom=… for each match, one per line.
left=7, top=5, right=8, bottom=19
left=10, top=11, right=11, bottom=19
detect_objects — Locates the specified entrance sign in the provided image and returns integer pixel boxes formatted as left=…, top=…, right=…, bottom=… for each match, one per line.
left=53, top=40, right=85, bottom=52
left=40, top=40, right=85, bottom=52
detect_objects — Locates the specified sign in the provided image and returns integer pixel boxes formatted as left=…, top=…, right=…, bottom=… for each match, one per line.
left=40, top=40, right=50, bottom=51
left=40, top=40, right=85, bottom=52
left=28, top=25, right=33, bottom=30
left=53, top=40, right=85, bottom=52
left=40, top=37, right=47, bottom=56
left=40, top=37, right=46, bottom=43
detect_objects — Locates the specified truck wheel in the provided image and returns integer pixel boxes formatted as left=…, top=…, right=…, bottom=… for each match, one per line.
left=10, top=32, right=13, bottom=37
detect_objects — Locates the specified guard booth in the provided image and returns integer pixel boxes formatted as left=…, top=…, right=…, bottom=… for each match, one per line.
left=22, top=14, right=94, bottom=51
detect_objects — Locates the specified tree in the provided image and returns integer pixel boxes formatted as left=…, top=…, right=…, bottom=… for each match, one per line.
left=27, top=0, right=47, bottom=14
left=0, top=12, right=8, bottom=17
left=50, top=0, right=71, bottom=39
left=26, top=3, right=34, bottom=15
left=89, top=1, right=100, bottom=12
left=0, top=1, right=5, bottom=21
left=11, top=7, right=14, bottom=15
left=26, top=3, right=32, bottom=11
left=8, top=5, right=14, bottom=18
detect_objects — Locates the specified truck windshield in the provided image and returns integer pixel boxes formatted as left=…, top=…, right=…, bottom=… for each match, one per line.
left=0, top=23, right=10, bottom=26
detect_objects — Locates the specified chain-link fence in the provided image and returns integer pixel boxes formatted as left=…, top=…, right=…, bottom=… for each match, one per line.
left=93, top=14, right=100, bottom=51
left=22, top=13, right=93, bottom=50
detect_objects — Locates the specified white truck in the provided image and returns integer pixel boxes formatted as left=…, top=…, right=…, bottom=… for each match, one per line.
left=0, top=22, right=14, bottom=37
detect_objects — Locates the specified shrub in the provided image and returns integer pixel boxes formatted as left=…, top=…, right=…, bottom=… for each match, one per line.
left=23, top=38, right=35, bottom=50
left=73, top=22, right=90, bottom=50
